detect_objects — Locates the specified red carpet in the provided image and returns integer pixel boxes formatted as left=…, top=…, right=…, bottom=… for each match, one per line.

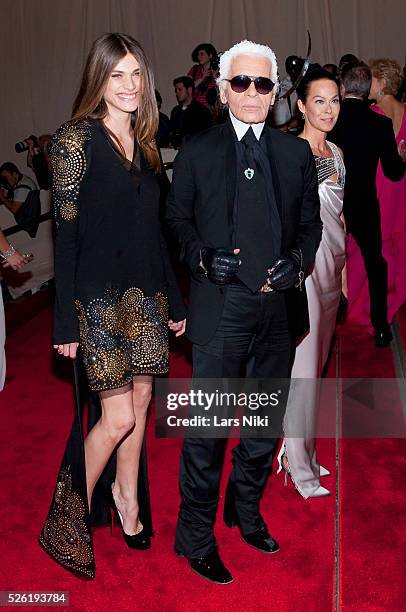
left=337, top=318, right=406, bottom=612
left=0, top=295, right=405, bottom=611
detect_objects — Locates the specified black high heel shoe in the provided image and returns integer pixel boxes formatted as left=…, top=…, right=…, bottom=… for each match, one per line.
left=110, top=487, right=151, bottom=550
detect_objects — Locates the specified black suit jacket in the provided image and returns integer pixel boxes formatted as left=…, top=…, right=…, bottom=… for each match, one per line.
left=166, top=121, right=322, bottom=345
left=330, top=98, right=405, bottom=228
left=170, top=99, right=213, bottom=148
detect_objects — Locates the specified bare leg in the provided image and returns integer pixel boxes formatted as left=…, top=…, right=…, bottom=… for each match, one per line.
left=112, top=375, right=152, bottom=535
left=84, top=383, right=134, bottom=510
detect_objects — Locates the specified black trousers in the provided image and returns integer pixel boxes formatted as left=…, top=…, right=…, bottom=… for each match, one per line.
left=175, top=284, right=294, bottom=558
left=347, top=205, right=388, bottom=330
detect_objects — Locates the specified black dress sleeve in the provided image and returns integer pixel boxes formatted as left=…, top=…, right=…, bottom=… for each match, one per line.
left=51, top=120, right=91, bottom=344
left=159, top=228, right=187, bottom=322
left=156, top=148, right=187, bottom=322
left=293, top=141, right=322, bottom=275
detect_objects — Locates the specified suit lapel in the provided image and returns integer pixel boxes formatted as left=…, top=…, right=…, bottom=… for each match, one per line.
left=222, top=121, right=237, bottom=235
left=265, top=127, right=284, bottom=223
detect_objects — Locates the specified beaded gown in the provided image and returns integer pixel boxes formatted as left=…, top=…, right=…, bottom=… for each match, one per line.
left=283, top=142, right=345, bottom=497
left=39, top=119, right=185, bottom=577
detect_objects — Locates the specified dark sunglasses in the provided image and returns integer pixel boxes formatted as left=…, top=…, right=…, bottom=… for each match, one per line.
left=225, top=74, right=275, bottom=95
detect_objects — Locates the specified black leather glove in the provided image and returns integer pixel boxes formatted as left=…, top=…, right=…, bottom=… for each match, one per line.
left=267, top=249, right=303, bottom=291
left=199, top=247, right=241, bottom=285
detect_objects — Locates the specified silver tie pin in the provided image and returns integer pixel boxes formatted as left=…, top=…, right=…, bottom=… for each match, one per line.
left=244, top=168, right=254, bottom=180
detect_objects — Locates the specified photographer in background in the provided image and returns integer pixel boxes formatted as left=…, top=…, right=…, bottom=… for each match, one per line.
left=16, top=134, right=52, bottom=190
left=271, top=55, right=303, bottom=132
left=187, top=42, right=218, bottom=108
left=0, top=162, right=37, bottom=215
left=0, top=162, right=42, bottom=238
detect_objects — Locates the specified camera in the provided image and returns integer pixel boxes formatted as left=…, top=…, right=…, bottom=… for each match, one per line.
left=15, top=135, right=39, bottom=154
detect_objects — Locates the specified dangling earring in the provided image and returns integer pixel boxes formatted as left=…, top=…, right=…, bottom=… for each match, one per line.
left=377, top=90, right=384, bottom=99
left=301, top=112, right=305, bottom=119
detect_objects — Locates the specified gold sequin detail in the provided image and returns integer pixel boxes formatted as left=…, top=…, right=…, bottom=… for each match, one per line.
left=76, top=287, right=169, bottom=392
left=132, top=322, right=167, bottom=368
left=51, top=120, right=91, bottom=224
left=156, top=291, right=169, bottom=321
left=60, top=201, right=78, bottom=221
left=121, top=287, right=144, bottom=310
left=87, top=347, right=127, bottom=386
left=39, top=466, right=95, bottom=579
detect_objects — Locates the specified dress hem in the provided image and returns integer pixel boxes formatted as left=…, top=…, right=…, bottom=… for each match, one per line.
left=88, top=367, right=169, bottom=393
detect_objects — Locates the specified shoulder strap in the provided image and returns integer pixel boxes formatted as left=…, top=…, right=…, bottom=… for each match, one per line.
left=327, top=140, right=345, bottom=186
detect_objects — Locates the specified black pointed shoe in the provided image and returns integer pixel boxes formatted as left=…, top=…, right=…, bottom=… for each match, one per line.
left=224, top=501, right=279, bottom=554
left=110, top=488, right=151, bottom=550
left=176, top=548, right=233, bottom=584
left=242, top=525, right=280, bottom=554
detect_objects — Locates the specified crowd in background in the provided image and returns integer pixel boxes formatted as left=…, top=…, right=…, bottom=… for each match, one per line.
left=1, top=41, right=406, bottom=392
left=1, top=42, right=405, bottom=194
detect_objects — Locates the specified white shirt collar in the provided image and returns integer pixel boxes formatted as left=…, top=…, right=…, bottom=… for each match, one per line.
left=229, top=110, right=265, bottom=141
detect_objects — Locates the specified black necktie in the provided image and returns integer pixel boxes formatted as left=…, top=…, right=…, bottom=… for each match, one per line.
left=241, top=127, right=259, bottom=179
left=235, top=127, right=274, bottom=292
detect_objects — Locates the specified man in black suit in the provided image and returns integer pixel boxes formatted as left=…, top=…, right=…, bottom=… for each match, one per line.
left=166, top=40, right=322, bottom=584
left=170, top=76, right=212, bottom=148
left=331, top=62, right=405, bottom=346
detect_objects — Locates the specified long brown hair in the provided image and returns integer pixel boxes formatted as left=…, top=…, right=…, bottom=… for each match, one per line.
left=72, top=33, right=160, bottom=173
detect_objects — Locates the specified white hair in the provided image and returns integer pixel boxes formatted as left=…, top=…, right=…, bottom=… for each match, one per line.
left=217, top=40, right=279, bottom=95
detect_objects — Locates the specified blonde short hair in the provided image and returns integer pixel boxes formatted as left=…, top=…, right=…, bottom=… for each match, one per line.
left=369, top=58, right=402, bottom=96
left=217, top=40, right=278, bottom=95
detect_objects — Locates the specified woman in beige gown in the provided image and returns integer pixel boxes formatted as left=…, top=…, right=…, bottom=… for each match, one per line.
left=278, top=69, right=345, bottom=498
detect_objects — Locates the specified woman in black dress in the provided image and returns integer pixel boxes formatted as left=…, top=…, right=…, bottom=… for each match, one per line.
left=40, top=33, right=186, bottom=578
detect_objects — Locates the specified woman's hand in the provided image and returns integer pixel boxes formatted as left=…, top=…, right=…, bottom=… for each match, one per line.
left=168, top=319, right=186, bottom=337
left=2, top=250, right=32, bottom=270
left=53, top=342, right=79, bottom=358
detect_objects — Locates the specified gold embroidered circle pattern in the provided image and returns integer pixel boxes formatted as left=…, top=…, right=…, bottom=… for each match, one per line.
left=85, top=327, right=116, bottom=351
left=60, top=201, right=78, bottom=221
left=86, top=298, right=109, bottom=324
left=132, top=322, right=167, bottom=368
left=102, top=304, right=122, bottom=335
left=121, top=287, right=144, bottom=310
left=87, top=348, right=127, bottom=386
left=51, top=121, right=90, bottom=222
left=120, top=308, right=144, bottom=340
left=77, top=287, right=169, bottom=389
left=53, top=148, right=86, bottom=190
left=41, top=467, right=94, bottom=569
left=59, top=122, right=90, bottom=154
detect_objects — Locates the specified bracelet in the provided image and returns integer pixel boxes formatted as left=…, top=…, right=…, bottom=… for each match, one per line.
left=0, top=243, right=16, bottom=261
